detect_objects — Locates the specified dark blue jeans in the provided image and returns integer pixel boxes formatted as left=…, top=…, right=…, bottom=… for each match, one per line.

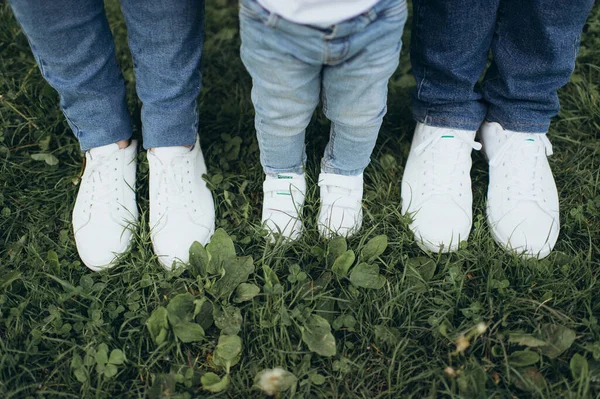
left=8, top=0, right=204, bottom=150
left=411, top=0, right=594, bottom=133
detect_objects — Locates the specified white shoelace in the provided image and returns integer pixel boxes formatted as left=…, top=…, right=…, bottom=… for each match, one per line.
left=488, top=133, right=553, bottom=205
left=156, top=155, right=195, bottom=212
left=85, top=153, right=121, bottom=208
left=414, top=129, right=481, bottom=197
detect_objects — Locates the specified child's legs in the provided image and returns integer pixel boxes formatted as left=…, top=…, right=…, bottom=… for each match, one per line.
left=321, top=1, right=407, bottom=176
left=239, top=2, right=321, bottom=175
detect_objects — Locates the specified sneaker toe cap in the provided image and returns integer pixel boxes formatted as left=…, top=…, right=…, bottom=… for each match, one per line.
left=318, top=206, right=362, bottom=238
left=263, top=212, right=303, bottom=242
left=489, top=204, right=559, bottom=258
left=153, top=225, right=213, bottom=269
left=410, top=202, right=471, bottom=252
left=75, top=225, right=132, bottom=271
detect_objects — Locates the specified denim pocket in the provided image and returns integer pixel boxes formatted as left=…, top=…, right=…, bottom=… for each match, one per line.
left=240, top=0, right=277, bottom=26
left=379, top=0, right=408, bottom=21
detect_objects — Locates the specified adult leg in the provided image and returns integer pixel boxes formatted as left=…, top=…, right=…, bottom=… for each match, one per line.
left=403, top=0, right=497, bottom=252
left=481, top=0, right=594, bottom=258
left=410, top=0, right=499, bottom=130
left=8, top=0, right=137, bottom=271
left=483, top=0, right=595, bottom=132
left=119, top=0, right=215, bottom=268
left=8, top=0, right=132, bottom=150
left=120, top=0, right=204, bottom=149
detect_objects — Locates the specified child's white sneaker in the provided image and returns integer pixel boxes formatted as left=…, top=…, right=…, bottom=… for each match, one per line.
left=317, top=173, right=363, bottom=239
left=73, top=140, right=138, bottom=271
left=262, top=173, right=306, bottom=242
left=401, top=123, right=482, bottom=252
left=148, top=137, right=215, bottom=269
left=480, top=122, right=559, bottom=259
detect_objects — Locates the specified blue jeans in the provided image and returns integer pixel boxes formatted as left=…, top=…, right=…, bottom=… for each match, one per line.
left=8, top=0, right=204, bottom=150
left=411, top=0, right=594, bottom=133
left=239, top=0, right=407, bottom=176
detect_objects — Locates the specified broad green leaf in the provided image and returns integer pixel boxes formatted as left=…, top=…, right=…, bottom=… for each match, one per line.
left=332, top=250, right=355, bottom=278
left=104, top=363, right=118, bottom=378
left=171, top=321, right=205, bottom=343
left=108, top=349, right=126, bottom=365
left=361, top=235, right=388, bottom=261
left=349, top=263, right=386, bottom=289
left=47, top=250, right=59, bottom=268
left=70, top=354, right=83, bottom=369
left=0, top=270, right=21, bottom=289
left=189, top=241, right=208, bottom=277
left=539, top=324, right=576, bottom=359
left=206, top=228, right=236, bottom=274
left=512, top=367, right=547, bottom=392
left=202, top=372, right=230, bottom=393
left=373, top=325, right=401, bottom=348
left=456, top=363, right=487, bottom=396
left=406, top=257, right=436, bottom=282
left=301, top=314, right=336, bottom=357
left=309, top=372, right=326, bottom=385
left=508, top=350, right=540, bottom=367
left=193, top=298, right=214, bottom=330
left=73, top=368, right=87, bottom=383
left=213, top=334, right=242, bottom=370
left=213, top=304, right=243, bottom=335
left=299, top=272, right=332, bottom=300
left=210, top=256, right=254, bottom=299
left=263, top=265, right=279, bottom=288
left=234, top=283, right=260, bottom=303
left=31, top=153, right=59, bottom=166
left=166, top=293, right=195, bottom=323
left=508, top=333, right=548, bottom=348
left=571, top=353, right=589, bottom=380
left=95, top=344, right=108, bottom=365
left=327, top=237, right=347, bottom=265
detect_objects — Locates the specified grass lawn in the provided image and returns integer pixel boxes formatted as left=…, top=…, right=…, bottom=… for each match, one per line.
left=1, top=1, right=600, bottom=398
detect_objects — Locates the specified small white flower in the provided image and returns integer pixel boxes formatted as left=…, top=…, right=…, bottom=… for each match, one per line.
left=476, top=322, right=487, bottom=335
left=256, top=367, right=297, bottom=396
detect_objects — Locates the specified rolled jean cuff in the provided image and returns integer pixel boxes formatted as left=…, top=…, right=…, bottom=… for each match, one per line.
left=320, top=161, right=365, bottom=176
left=412, top=108, right=483, bottom=132
left=78, top=129, right=132, bottom=152
left=141, top=131, right=198, bottom=149
left=486, top=108, right=550, bottom=133
left=263, top=165, right=305, bottom=176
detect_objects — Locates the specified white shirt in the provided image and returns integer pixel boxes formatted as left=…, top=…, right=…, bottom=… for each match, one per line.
left=257, top=0, right=380, bottom=28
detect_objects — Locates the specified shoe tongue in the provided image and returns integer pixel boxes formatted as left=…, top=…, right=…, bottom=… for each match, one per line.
left=88, top=143, right=120, bottom=159
left=152, top=146, right=191, bottom=160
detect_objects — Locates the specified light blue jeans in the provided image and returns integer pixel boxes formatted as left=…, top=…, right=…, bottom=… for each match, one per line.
left=239, top=0, right=407, bottom=176
left=8, top=0, right=204, bottom=150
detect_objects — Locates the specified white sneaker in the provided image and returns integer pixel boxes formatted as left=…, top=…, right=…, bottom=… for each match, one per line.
left=262, top=173, right=306, bottom=242
left=317, top=173, right=363, bottom=239
left=73, top=141, right=138, bottom=271
left=480, top=122, right=559, bottom=259
left=401, top=123, right=482, bottom=252
left=148, top=137, right=215, bottom=269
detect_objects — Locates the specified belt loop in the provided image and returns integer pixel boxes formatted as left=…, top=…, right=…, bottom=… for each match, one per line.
left=323, top=24, right=338, bottom=40
left=265, top=12, right=279, bottom=28
left=366, top=8, right=378, bottom=22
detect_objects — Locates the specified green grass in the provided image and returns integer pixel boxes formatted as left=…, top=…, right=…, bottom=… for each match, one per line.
left=1, top=1, right=600, bottom=398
